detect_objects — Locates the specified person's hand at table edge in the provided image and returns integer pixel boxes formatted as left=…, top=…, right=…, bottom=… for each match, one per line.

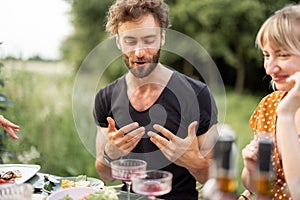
left=0, top=115, right=20, bottom=140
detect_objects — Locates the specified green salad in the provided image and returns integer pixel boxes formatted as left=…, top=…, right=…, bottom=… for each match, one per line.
left=59, top=188, right=119, bottom=200
left=84, top=188, right=119, bottom=200
left=59, top=194, right=73, bottom=200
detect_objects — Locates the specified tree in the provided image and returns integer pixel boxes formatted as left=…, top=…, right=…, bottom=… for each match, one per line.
left=60, top=0, right=297, bottom=93
left=61, top=0, right=112, bottom=71
left=170, top=0, right=296, bottom=93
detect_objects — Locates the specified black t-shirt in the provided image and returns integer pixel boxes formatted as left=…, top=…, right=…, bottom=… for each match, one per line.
left=93, top=71, right=218, bottom=200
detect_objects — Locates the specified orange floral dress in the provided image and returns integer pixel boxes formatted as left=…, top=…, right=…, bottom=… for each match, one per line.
left=249, top=91, right=292, bottom=200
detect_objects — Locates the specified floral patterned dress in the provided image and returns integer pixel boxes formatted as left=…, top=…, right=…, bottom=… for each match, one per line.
left=249, top=91, right=292, bottom=200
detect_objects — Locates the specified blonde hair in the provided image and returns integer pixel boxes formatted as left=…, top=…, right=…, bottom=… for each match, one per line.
left=256, top=4, right=300, bottom=55
left=106, top=0, right=170, bottom=36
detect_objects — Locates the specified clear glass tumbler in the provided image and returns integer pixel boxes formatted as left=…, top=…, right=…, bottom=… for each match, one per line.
left=0, top=183, right=33, bottom=200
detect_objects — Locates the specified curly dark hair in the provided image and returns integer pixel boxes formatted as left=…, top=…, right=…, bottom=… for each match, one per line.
left=106, top=0, right=170, bottom=36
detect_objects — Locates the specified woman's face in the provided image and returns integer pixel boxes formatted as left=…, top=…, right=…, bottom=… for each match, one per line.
left=262, top=42, right=300, bottom=91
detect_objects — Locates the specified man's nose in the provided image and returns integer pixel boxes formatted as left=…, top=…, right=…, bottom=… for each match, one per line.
left=134, top=47, right=146, bottom=58
left=133, top=41, right=146, bottom=57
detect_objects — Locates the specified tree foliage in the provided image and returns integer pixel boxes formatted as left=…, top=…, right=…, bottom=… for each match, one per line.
left=61, top=0, right=112, bottom=70
left=170, top=0, right=297, bottom=93
left=61, top=0, right=298, bottom=93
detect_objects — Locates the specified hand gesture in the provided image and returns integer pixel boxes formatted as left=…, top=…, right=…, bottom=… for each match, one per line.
left=0, top=115, right=20, bottom=140
left=148, top=121, right=201, bottom=168
left=105, top=117, right=145, bottom=159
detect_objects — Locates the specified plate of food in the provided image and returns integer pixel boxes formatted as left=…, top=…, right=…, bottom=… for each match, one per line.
left=47, top=187, right=96, bottom=200
left=0, top=164, right=41, bottom=184
left=47, top=187, right=119, bottom=200
left=39, top=174, right=105, bottom=194
left=59, top=175, right=104, bottom=190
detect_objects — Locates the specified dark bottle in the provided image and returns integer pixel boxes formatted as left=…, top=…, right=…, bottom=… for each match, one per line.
left=214, top=138, right=237, bottom=194
left=255, top=138, right=274, bottom=199
left=202, top=129, right=237, bottom=200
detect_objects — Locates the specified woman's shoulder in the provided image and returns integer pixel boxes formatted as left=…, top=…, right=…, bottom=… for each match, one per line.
left=260, top=91, right=286, bottom=105
left=249, top=91, right=286, bottom=133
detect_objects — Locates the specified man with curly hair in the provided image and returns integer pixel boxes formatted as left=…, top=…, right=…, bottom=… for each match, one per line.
left=93, top=0, right=218, bottom=199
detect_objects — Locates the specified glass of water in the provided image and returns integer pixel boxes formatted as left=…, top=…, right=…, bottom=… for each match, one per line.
left=0, top=183, right=33, bottom=200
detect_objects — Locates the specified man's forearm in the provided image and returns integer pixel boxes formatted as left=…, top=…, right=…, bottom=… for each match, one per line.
left=95, top=158, right=114, bottom=182
left=187, top=157, right=210, bottom=184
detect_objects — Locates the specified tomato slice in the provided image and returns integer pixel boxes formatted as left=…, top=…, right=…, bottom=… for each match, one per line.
left=0, top=178, right=15, bottom=184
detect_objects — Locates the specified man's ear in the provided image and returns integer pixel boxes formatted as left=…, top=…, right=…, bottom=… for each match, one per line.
left=116, top=35, right=121, bottom=50
left=161, top=29, right=166, bottom=47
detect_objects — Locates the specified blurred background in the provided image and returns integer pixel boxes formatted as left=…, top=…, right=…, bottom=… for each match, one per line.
left=0, top=0, right=298, bottom=195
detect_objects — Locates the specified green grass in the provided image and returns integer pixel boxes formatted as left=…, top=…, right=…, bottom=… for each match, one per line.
left=1, top=61, right=264, bottom=194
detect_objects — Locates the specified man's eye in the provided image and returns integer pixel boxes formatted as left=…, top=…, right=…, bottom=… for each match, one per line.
left=144, top=38, right=156, bottom=45
left=124, top=40, right=137, bottom=45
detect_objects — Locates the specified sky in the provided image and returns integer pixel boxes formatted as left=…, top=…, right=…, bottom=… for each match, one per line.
left=0, top=0, right=72, bottom=60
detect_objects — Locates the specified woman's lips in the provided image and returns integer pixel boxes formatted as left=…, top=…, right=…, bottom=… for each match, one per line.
left=273, top=75, right=288, bottom=82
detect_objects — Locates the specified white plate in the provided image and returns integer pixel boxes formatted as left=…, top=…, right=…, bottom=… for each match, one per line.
left=47, top=187, right=97, bottom=200
left=0, top=164, right=41, bottom=184
left=54, top=176, right=105, bottom=190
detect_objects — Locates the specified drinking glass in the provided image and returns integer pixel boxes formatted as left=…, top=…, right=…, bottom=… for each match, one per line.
left=132, top=170, right=173, bottom=200
left=111, top=159, right=147, bottom=200
left=0, top=183, right=33, bottom=200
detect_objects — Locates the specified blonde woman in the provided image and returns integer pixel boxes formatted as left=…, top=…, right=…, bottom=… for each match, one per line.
left=241, top=4, right=300, bottom=200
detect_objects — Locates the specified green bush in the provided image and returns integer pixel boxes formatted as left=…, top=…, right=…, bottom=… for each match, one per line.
left=3, top=61, right=96, bottom=177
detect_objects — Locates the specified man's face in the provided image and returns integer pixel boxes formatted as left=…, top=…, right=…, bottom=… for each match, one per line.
left=117, top=14, right=164, bottom=78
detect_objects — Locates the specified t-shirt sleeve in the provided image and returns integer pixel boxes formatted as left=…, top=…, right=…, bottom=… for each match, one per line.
left=196, top=86, right=218, bottom=135
left=93, top=89, right=110, bottom=128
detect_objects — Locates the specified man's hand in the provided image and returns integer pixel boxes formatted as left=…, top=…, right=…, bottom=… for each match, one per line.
left=147, top=121, right=201, bottom=168
left=105, top=117, right=145, bottom=159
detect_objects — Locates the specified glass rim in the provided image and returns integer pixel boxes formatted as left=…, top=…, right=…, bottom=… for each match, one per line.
left=132, top=170, right=173, bottom=181
left=110, top=158, right=147, bottom=168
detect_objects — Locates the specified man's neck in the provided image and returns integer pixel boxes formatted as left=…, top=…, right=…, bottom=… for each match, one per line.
left=126, top=63, right=173, bottom=91
left=125, top=63, right=174, bottom=111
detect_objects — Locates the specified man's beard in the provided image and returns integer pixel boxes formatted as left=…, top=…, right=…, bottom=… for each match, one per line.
left=123, top=49, right=161, bottom=78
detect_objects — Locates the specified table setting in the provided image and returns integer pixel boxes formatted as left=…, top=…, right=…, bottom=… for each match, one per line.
left=0, top=159, right=170, bottom=200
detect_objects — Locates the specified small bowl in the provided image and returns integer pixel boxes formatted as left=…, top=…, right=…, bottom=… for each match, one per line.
left=132, top=170, right=173, bottom=198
